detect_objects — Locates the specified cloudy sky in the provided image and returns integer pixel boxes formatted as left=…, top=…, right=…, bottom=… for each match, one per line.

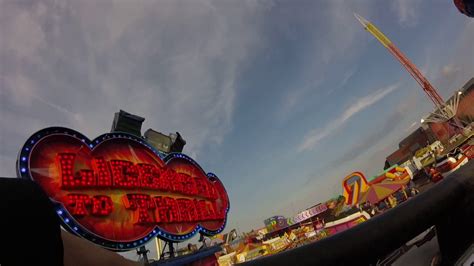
left=1, top=0, right=473, bottom=255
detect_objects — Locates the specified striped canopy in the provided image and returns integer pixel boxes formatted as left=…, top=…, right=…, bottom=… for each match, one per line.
left=358, top=179, right=410, bottom=205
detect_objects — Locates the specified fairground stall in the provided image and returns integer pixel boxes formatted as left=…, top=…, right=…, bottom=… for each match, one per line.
left=215, top=197, right=372, bottom=264
left=342, top=166, right=414, bottom=210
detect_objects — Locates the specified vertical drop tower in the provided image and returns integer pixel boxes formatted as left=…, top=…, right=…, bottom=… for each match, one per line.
left=354, top=14, right=463, bottom=136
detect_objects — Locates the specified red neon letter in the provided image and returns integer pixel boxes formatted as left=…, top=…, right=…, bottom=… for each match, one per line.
left=195, top=200, right=210, bottom=221
left=78, top=169, right=96, bottom=187
left=195, top=178, right=210, bottom=199
left=57, top=153, right=76, bottom=189
left=137, top=163, right=162, bottom=189
left=91, top=195, right=113, bottom=216
left=206, top=201, right=217, bottom=220
left=57, top=153, right=97, bottom=188
left=154, top=197, right=181, bottom=223
left=123, top=194, right=155, bottom=224
left=92, top=157, right=112, bottom=187
left=184, top=177, right=198, bottom=196
left=66, top=194, right=91, bottom=216
left=177, top=198, right=196, bottom=222
left=172, top=173, right=185, bottom=194
left=158, top=168, right=174, bottom=192
left=109, top=160, right=140, bottom=189
left=188, top=199, right=200, bottom=221
left=153, top=196, right=169, bottom=223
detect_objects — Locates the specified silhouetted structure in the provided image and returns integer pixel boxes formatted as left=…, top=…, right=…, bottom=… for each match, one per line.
left=170, top=132, right=186, bottom=153
left=111, top=110, right=186, bottom=153
left=144, top=130, right=186, bottom=153
left=385, top=127, right=436, bottom=167
left=111, top=110, right=145, bottom=137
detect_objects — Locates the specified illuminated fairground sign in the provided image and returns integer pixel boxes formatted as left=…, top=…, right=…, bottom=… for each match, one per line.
left=17, top=127, right=229, bottom=251
left=288, top=204, right=327, bottom=225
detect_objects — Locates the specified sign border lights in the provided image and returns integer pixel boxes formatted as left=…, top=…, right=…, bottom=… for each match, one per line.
left=17, top=127, right=229, bottom=251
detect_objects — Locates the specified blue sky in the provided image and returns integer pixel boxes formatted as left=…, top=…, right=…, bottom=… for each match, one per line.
left=1, top=0, right=473, bottom=255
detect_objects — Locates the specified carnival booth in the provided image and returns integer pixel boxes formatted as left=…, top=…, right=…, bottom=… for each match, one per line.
left=263, top=203, right=329, bottom=240
left=433, top=153, right=469, bottom=178
left=324, top=211, right=370, bottom=235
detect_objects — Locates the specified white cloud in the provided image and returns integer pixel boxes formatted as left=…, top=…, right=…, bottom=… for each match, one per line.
left=391, top=0, right=422, bottom=27
left=419, top=19, right=474, bottom=97
left=274, top=1, right=373, bottom=121
left=298, top=83, right=398, bottom=152
left=340, top=68, right=357, bottom=88
left=0, top=0, right=267, bottom=177
left=405, top=121, right=418, bottom=132
left=276, top=79, right=322, bottom=121
left=441, top=64, right=461, bottom=78
left=327, top=67, right=357, bottom=95
left=321, top=0, right=372, bottom=63
left=2, top=5, right=46, bottom=59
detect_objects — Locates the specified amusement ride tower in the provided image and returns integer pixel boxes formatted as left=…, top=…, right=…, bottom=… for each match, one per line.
left=354, top=14, right=463, bottom=137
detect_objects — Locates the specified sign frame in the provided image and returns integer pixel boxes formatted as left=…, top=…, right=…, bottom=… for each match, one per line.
left=17, top=127, right=229, bottom=251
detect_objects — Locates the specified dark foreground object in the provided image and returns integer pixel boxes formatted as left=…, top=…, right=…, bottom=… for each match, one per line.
left=151, top=245, right=221, bottom=266
left=243, top=161, right=474, bottom=266
left=0, top=178, right=64, bottom=266
left=0, top=178, right=141, bottom=266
